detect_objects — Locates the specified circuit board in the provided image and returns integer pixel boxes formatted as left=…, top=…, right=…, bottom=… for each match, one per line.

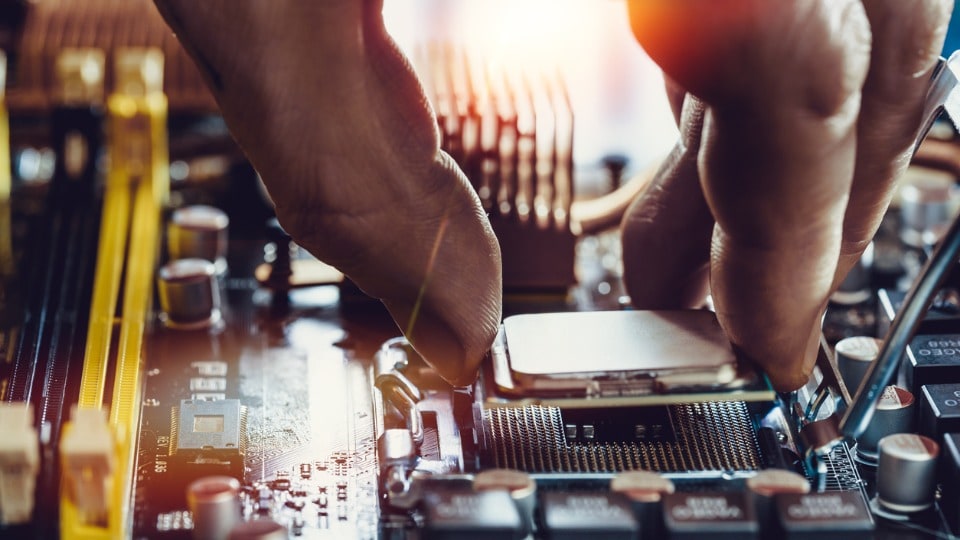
left=4, top=31, right=960, bottom=540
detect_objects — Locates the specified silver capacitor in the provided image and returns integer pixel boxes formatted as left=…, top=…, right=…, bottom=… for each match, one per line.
left=228, top=519, right=288, bottom=540
left=831, top=243, right=873, bottom=305
left=900, top=174, right=956, bottom=248
left=472, top=469, right=537, bottom=536
left=187, top=476, right=241, bottom=540
left=158, top=258, right=221, bottom=329
left=835, top=336, right=882, bottom=395
left=876, top=433, right=940, bottom=513
left=168, top=205, right=229, bottom=273
left=856, top=385, right=915, bottom=463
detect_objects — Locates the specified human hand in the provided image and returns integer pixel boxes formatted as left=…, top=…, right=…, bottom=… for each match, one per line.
left=153, top=0, right=502, bottom=385
left=623, top=0, right=952, bottom=390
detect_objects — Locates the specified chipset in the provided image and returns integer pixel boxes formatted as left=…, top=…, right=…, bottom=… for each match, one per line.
left=169, top=399, right=247, bottom=467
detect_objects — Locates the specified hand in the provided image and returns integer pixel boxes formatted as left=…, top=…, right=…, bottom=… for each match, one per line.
left=153, top=0, right=502, bottom=385
left=623, top=0, right=952, bottom=390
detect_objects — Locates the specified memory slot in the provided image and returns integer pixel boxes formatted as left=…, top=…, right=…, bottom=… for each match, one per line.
left=61, top=48, right=168, bottom=540
left=2, top=104, right=103, bottom=538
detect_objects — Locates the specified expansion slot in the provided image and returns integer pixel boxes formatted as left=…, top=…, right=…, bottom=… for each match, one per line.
left=61, top=48, right=168, bottom=540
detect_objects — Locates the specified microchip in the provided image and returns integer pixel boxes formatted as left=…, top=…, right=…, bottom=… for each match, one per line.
left=540, top=492, right=638, bottom=540
left=662, top=492, right=759, bottom=540
left=421, top=489, right=524, bottom=540
left=774, top=491, right=873, bottom=539
left=170, top=399, right=246, bottom=457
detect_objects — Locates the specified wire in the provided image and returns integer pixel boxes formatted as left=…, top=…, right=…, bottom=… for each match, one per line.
left=841, top=54, right=960, bottom=440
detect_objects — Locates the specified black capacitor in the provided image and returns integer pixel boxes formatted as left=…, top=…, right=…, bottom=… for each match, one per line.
left=920, top=384, right=960, bottom=441
left=539, top=492, right=638, bottom=540
left=421, top=488, right=524, bottom=540
left=773, top=491, right=873, bottom=540
left=662, top=492, right=758, bottom=540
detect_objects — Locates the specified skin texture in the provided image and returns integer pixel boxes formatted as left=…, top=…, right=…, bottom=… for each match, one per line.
left=154, top=0, right=952, bottom=390
left=153, top=0, right=502, bottom=385
left=625, top=0, right=952, bottom=390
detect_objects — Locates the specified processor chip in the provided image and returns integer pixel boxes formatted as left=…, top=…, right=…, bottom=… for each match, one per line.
left=485, top=310, right=772, bottom=406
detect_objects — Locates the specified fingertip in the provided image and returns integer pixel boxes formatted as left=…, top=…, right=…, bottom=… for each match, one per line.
left=730, top=315, right=823, bottom=392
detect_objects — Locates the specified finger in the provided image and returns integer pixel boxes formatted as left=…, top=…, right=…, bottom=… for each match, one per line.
left=630, top=0, right=872, bottom=390
left=154, top=0, right=503, bottom=385
left=835, top=0, right=952, bottom=284
left=665, top=76, right=686, bottom=125
left=621, top=94, right=714, bottom=309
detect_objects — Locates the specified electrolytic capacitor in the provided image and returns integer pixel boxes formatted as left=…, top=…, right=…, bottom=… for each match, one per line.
left=228, top=519, right=288, bottom=540
left=835, top=336, right=882, bottom=395
left=876, top=433, right=939, bottom=513
left=855, top=385, right=915, bottom=463
left=745, top=469, right=810, bottom=536
left=611, top=470, right=675, bottom=540
left=168, top=205, right=229, bottom=273
left=187, top=476, right=241, bottom=540
left=900, top=174, right=957, bottom=248
left=157, top=258, right=221, bottom=329
left=472, top=469, right=536, bottom=537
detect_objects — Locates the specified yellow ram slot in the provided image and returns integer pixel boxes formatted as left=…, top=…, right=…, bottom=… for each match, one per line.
left=0, top=50, right=9, bottom=201
left=1, top=51, right=12, bottom=279
left=62, top=48, right=167, bottom=540
left=76, top=180, right=130, bottom=409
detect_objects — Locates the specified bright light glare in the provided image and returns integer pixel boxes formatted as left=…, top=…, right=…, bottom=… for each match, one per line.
left=382, top=0, right=678, bottom=172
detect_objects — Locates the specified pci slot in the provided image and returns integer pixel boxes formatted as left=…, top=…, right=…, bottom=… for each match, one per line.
left=60, top=48, right=168, bottom=540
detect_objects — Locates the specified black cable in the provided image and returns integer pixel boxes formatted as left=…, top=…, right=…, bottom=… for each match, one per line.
left=841, top=57, right=960, bottom=439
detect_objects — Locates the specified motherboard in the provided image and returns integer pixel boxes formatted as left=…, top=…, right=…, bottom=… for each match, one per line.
left=3, top=5, right=960, bottom=539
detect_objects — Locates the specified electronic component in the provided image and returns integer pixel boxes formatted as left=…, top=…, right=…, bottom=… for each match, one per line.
left=8, top=5, right=960, bottom=539
left=0, top=49, right=8, bottom=203
left=539, top=492, right=638, bottom=540
left=876, top=434, right=939, bottom=513
left=60, top=406, right=114, bottom=525
left=919, top=383, right=960, bottom=440
left=899, top=172, right=958, bottom=248
left=835, top=336, right=881, bottom=394
left=167, top=205, right=229, bottom=274
left=187, top=476, right=241, bottom=540
left=609, top=471, right=675, bottom=539
left=0, top=403, right=39, bottom=525
left=904, top=335, right=960, bottom=398
left=481, top=401, right=762, bottom=473
left=773, top=492, right=873, bottom=539
left=227, top=519, right=288, bottom=540
left=661, top=492, right=758, bottom=540
left=157, top=258, right=222, bottom=329
left=421, top=488, right=524, bottom=540
left=472, top=469, right=536, bottom=536
left=943, top=434, right=960, bottom=530
left=746, top=470, right=811, bottom=537
left=170, top=399, right=246, bottom=472
left=745, top=470, right=810, bottom=498
left=853, top=386, right=915, bottom=463
left=487, top=310, right=772, bottom=406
